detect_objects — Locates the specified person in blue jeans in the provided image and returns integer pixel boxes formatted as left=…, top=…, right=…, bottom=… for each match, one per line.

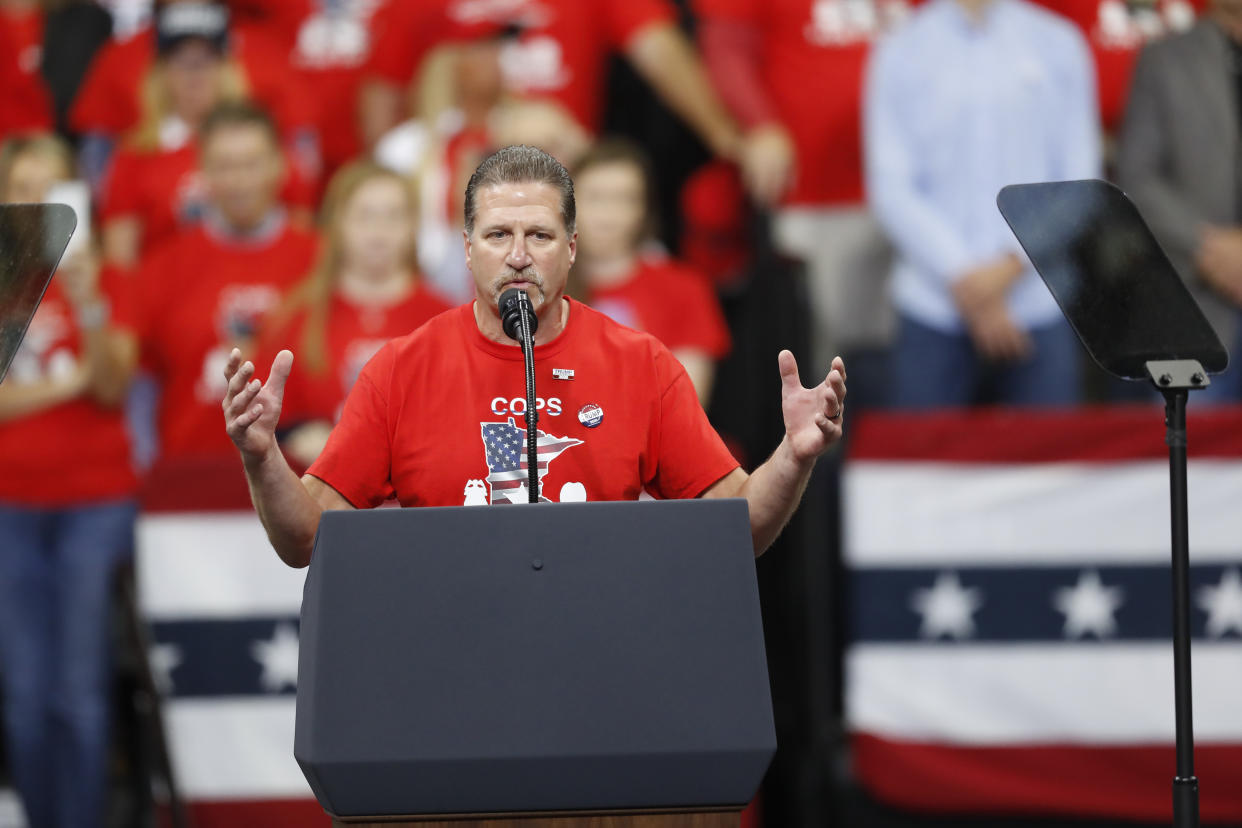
left=865, top=0, right=1101, bottom=408
left=0, top=135, right=139, bottom=827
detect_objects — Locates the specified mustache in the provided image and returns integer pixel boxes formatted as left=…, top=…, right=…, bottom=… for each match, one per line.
left=492, top=268, right=544, bottom=293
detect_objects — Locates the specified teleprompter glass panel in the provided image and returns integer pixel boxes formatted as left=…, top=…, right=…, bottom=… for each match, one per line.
left=0, top=204, right=77, bottom=382
left=997, top=180, right=1227, bottom=381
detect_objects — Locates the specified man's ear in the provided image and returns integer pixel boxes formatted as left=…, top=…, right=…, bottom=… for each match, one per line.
left=567, top=230, right=577, bottom=266
left=462, top=229, right=472, bottom=271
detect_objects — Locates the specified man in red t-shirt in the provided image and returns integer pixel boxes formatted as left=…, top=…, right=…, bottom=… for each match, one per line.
left=129, top=101, right=317, bottom=462
left=697, top=0, right=915, bottom=379
left=221, top=145, right=848, bottom=568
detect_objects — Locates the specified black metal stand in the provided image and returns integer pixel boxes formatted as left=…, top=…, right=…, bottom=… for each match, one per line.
left=518, top=300, right=539, bottom=503
left=1148, top=359, right=1207, bottom=828
left=498, top=288, right=541, bottom=504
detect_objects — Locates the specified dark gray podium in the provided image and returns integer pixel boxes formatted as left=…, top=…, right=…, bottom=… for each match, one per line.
left=295, top=499, right=776, bottom=827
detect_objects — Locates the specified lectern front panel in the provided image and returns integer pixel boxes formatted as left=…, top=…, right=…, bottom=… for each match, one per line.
left=296, top=499, right=774, bottom=818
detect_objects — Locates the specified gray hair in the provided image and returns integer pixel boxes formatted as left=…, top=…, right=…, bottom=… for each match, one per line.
left=463, top=145, right=575, bottom=236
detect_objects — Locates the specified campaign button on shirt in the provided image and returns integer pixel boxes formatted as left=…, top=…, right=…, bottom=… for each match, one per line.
left=578, top=403, right=604, bottom=428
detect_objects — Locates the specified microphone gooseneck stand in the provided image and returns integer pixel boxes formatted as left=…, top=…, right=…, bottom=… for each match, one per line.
left=499, top=288, right=540, bottom=503
left=1148, top=358, right=1209, bottom=828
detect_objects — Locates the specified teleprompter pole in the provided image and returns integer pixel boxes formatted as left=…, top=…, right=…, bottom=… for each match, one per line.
left=1150, top=360, right=1207, bottom=828
left=1163, top=388, right=1199, bottom=828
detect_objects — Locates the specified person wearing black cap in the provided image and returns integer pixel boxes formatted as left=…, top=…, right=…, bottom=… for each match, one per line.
left=72, top=1, right=319, bottom=213
left=99, top=2, right=320, bottom=269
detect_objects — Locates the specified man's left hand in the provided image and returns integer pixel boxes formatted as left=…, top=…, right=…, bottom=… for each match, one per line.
left=779, top=350, right=846, bottom=463
left=739, top=123, right=796, bottom=207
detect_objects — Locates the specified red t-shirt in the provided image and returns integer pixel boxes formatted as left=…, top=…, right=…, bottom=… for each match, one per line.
left=231, top=0, right=396, bottom=173
left=588, top=257, right=731, bottom=359
left=133, top=221, right=318, bottom=461
left=1034, top=0, right=1206, bottom=131
left=101, top=143, right=206, bottom=259
left=697, top=0, right=918, bottom=207
left=365, top=0, right=499, bottom=101
left=69, top=26, right=316, bottom=141
left=0, top=269, right=136, bottom=506
left=308, top=299, right=738, bottom=508
left=368, top=0, right=673, bottom=130
left=101, top=140, right=314, bottom=260
left=255, top=285, right=453, bottom=424
left=0, top=8, right=52, bottom=139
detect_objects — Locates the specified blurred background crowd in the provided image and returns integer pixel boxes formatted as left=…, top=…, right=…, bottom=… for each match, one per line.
left=1, top=0, right=1241, bottom=826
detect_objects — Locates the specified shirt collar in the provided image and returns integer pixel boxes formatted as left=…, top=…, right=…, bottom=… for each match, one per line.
left=940, top=0, right=1009, bottom=33
left=202, top=206, right=288, bottom=247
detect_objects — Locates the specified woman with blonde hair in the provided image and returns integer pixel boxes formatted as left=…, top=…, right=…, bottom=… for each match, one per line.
left=98, top=1, right=316, bottom=269
left=256, top=159, right=451, bottom=467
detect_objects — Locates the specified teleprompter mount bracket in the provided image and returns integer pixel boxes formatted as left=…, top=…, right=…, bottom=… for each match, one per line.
left=1146, top=360, right=1211, bottom=392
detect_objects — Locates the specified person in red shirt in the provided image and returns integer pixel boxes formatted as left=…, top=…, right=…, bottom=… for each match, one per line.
left=127, top=101, right=317, bottom=463
left=698, top=0, right=918, bottom=381
left=256, top=160, right=452, bottom=467
left=569, top=138, right=730, bottom=406
left=99, top=2, right=323, bottom=270
left=361, top=0, right=787, bottom=206
left=0, top=134, right=138, bottom=828
left=71, top=1, right=319, bottom=206
left=0, top=1, right=53, bottom=141
left=225, top=0, right=401, bottom=178
left=220, top=145, right=848, bottom=568
left=99, top=2, right=244, bottom=269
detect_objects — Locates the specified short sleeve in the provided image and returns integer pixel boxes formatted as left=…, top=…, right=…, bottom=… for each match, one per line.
left=364, top=2, right=421, bottom=83
left=603, top=0, right=675, bottom=48
left=306, top=344, right=396, bottom=508
left=100, top=149, right=141, bottom=221
left=69, top=39, right=136, bottom=135
left=647, top=344, right=738, bottom=499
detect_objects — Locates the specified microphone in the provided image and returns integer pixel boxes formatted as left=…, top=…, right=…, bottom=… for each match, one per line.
left=499, top=287, right=538, bottom=345
left=497, top=287, right=540, bottom=503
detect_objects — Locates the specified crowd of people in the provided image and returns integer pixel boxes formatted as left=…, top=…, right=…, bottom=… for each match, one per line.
left=2, top=0, right=1241, bottom=824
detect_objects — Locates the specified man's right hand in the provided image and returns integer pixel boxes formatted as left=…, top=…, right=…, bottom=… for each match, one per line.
left=223, top=349, right=293, bottom=464
left=1197, top=226, right=1242, bottom=307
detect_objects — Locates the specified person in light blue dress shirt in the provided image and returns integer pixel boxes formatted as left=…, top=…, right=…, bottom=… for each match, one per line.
left=865, top=0, right=1101, bottom=408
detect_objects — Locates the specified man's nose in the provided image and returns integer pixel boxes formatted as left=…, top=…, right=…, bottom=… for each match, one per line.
left=506, top=233, right=533, bottom=269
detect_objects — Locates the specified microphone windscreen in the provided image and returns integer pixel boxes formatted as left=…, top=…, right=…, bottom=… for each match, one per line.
left=498, top=287, right=538, bottom=342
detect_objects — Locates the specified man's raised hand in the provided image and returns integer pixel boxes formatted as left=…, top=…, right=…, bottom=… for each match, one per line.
left=779, top=350, right=846, bottom=463
left=223, top=349, right=293, bottom=462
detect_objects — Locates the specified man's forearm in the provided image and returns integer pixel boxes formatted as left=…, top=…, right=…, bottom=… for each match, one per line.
left=740, top=436, right=816, bottom=555
left=627, top=23, right=742, bottom=159
left=243, top=444, right=323, bottom=568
